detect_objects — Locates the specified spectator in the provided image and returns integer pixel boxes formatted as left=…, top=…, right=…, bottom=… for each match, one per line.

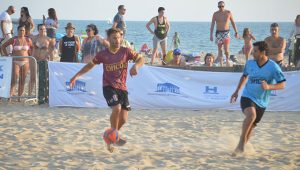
left=265, top=23, right=286, bottom=66
left=0, top=6, right=16, bottom=55
left=18, top=7, right=35, bottom=36
left=166, top=48, right=186, bottom=67
left=81, top=24, right=109, bottom=63
left=1, top=25, right=33, bottom=101
left=112, top=5, right=127, bottom=36
left=59, top=23, right=80, bottom=62
left=203, top=53, right=216, bottom=67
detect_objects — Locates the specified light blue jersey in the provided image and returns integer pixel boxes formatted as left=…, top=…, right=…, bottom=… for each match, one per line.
left=242, top=59, right=286, bottom=108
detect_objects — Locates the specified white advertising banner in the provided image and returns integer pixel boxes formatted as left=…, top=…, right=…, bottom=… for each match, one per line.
left=48, top=62, right=106, bottom=108
left=0, top=57, right=12, bottom=98
left=49, top=62, right=300, bottom=111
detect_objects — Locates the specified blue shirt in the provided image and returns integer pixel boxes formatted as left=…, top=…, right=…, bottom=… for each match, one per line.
left=242, top=59, right=286, bottom=108
left=113, top=13, right=126, bottom=33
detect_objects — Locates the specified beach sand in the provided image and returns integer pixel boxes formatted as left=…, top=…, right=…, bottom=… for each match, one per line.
left=0, top=103, right=299, bottom=169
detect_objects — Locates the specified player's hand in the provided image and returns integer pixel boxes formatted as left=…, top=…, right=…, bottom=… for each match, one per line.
left=69, top=76, right=77, bottom=88
left=261, top=80, right=269, bottom=90
left=130, top=65, right=138, bottom=77
left=210, top=35, right=213, bottom=41
left=230, top=91, right=238, bottom=103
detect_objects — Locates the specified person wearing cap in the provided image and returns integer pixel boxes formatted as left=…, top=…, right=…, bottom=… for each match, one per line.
left=112, top=5, right=127, bottom=36
left=59, top=22, right=80, bottom=62
left=166, top=48, right=186, bottom=67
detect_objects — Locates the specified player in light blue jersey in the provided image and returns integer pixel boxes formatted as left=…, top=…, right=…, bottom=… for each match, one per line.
left=230, top=41, right=286, bottom=156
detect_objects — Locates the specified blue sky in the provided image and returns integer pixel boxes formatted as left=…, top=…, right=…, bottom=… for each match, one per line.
left=1, top=0, right=299, bottom=22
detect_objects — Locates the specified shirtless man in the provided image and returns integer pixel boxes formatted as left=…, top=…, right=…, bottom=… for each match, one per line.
left=210, top=1, right=238, bottom=67
left=264, top=23, right=286, bottom=66
left=146, top=7, right=170, bottom=65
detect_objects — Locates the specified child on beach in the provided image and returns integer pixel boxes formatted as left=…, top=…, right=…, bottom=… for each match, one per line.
left=240, top=28, right=256, bottom=61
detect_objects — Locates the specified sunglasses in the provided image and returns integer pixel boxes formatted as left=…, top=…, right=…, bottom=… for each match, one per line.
left=218, top=6, right=224, bottom=8
left=86, top=29, right=92, bottom=32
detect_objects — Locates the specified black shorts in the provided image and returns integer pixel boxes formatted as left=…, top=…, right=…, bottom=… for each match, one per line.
left=240, top=97, right=266, bottom=126
left=103, top=86, right=131, bottom=111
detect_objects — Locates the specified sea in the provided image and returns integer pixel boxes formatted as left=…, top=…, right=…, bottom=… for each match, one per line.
left=29, top=20, right=294, bottom=55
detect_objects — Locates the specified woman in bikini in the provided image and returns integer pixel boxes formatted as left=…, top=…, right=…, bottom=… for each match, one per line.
left=1, top=25, right=33, bottom=101
left=18, top=7, right=35, bottom=36
left=240, top=28, right=256, bottom=61
left=30, top=24, right=55, bottom=99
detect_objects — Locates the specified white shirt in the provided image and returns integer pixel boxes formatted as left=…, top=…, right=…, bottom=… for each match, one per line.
left=0, top=11, right=13, bottom=36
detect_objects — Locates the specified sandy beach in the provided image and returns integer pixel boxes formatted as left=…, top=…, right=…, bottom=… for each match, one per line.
left=0, top=103, right=299, bottom=169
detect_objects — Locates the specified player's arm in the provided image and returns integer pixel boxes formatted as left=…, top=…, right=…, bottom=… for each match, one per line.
left=261, top=80, right=285, bottom=90
left=210, top=13, right=216, bottom=41
left=230, top=75, right=248, bottom=103
left=130, top=54, right=144, bottom=77
left=146, top=18, right=155, bottom=35
left=69, top=61, right=96, bottom=88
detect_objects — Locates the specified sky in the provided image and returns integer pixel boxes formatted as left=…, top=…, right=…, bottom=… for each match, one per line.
left=1, top=0, right=299, bottom=22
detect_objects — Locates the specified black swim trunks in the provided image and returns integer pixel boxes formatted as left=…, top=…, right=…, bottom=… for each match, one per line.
left=103, top=86, right=131, bottom=111
left=240, top=97, right=266, bottom=126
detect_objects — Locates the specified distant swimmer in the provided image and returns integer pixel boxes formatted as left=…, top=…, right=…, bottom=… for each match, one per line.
left=146, top=7, right=170, bottom=65
left=210, top=1, right=238, bottom=67
left=264, top=23, right=286, bottom=67
left=230, top=41, right=286, bottom=156
left=69, top=28, right=144, bottom=152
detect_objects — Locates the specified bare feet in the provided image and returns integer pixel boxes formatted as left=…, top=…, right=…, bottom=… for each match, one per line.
left=232, top=146, right=244, bottom=157
left=106, top=143, right=116, bottom=153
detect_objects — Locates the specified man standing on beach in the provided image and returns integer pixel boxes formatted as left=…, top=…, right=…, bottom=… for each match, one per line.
left=69, top=28, right=144, bottom=152
left=230, top=41, right=286, bottom=156
left=0, top=6, right=15, bottom=55
left=264, top=23, right=286, bottom=67
left=210, top=1, right=238, bottom=67
left=112, top=5, right=127, bottom=36
left=146, top=7, right=170, bottom=65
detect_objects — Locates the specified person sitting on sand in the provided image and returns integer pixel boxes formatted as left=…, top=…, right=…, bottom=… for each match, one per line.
left=264, top=23, right=286, bottom=67
left=239, top=28, right=256, bottom=61
left=166, top=48, right=186, bottom=67
left=203, top=53, right=216, bottom=67
left=69, top=28, right=144, bottom=152
left=230, top=41, right=286, bottom=156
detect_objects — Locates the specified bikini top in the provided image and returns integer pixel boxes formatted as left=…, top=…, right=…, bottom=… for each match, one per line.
left=13, top=37, right=30, bottom=51
left=35, top=40, right=49, bottom=49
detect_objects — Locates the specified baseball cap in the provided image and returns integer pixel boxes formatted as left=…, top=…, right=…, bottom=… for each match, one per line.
left=173, top=48, right=181, bottom=55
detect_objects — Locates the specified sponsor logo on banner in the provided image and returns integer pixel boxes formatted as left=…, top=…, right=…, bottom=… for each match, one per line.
left=203, top=85, right=228, bottom=100
left=64, top=80, right=92, bottom=95
left=148, top=82, right=188, bottom=98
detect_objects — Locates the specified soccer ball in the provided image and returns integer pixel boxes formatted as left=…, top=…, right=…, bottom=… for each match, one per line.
left=103, top=128, right=119, bottom=144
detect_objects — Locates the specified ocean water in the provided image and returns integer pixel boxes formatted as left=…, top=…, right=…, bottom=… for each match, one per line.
left=31, top=20, right=293, bottom=55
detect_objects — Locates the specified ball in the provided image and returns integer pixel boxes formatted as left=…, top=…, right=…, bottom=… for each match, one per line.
left=103, top=128, right=119, bottom=144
